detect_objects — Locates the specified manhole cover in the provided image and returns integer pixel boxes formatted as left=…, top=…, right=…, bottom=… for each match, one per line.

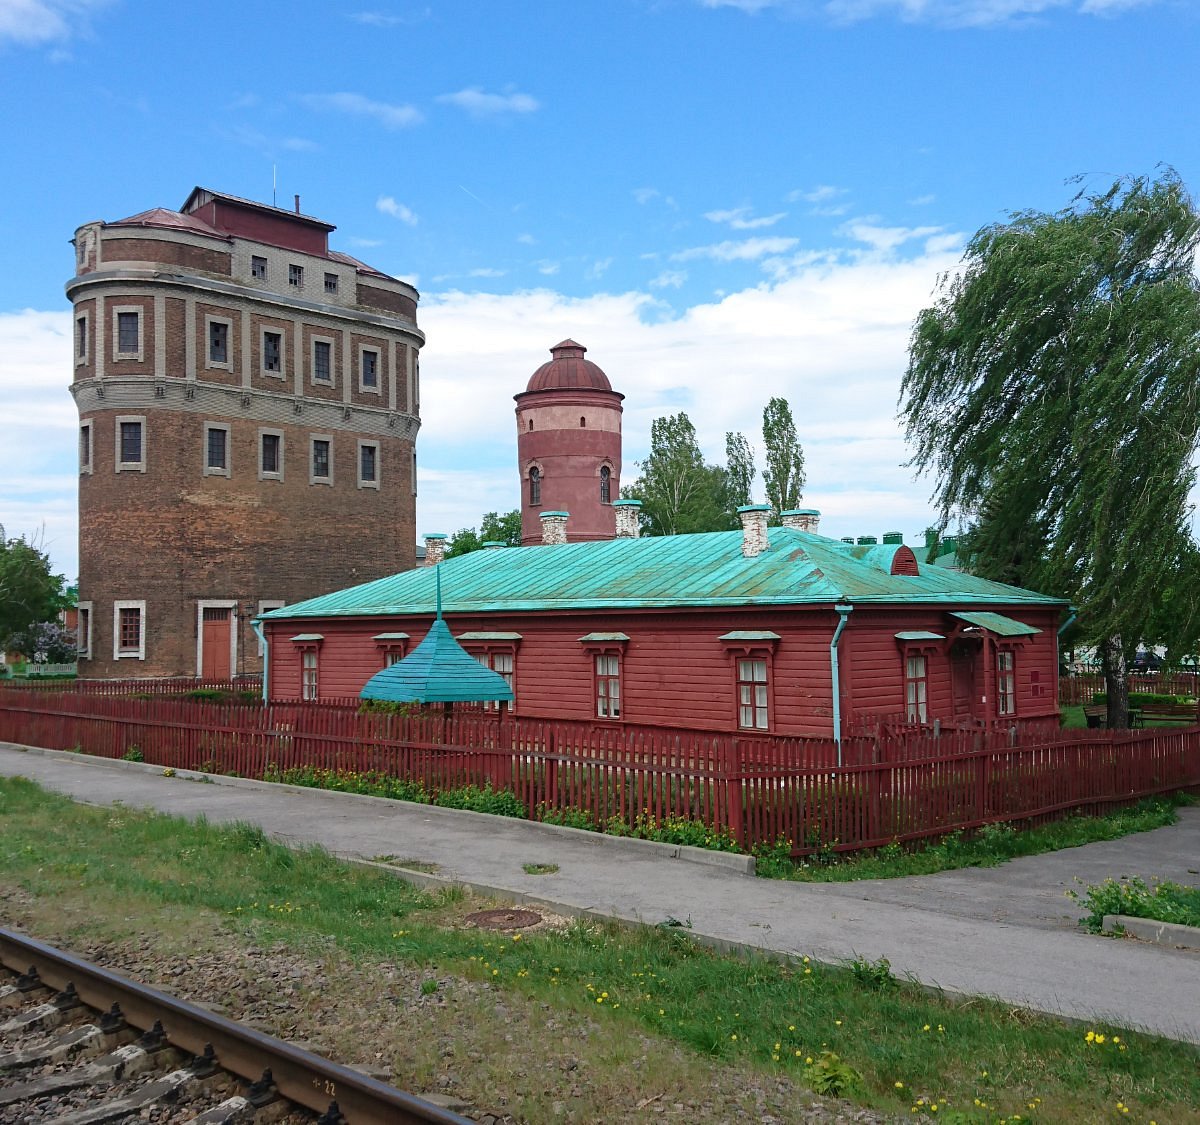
left=464, top=908, right=544, bottom=931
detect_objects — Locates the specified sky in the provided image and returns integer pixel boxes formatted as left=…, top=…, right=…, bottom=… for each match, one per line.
left=1, top=0, right=1198, bottom=583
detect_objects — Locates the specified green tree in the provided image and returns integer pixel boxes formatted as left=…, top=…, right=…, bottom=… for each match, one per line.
left=900, top=171, right=1200, bottom=729
left=762, top=398, right=805, bottom=522
left=627, top=413, right=733, bottom=536
left=0, top=532, right=70, bottom=648
left=725, top=431, right=756, bottom=510
left=444, top=510, right=522, bottom=559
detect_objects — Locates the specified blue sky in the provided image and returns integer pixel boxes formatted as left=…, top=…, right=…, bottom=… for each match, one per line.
left=2, top=0, right=1197, bottom=582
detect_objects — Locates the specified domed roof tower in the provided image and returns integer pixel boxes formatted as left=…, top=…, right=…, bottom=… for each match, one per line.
left=514, top=340, right=624, bottom=544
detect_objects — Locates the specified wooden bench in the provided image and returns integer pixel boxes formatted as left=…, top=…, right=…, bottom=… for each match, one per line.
left=1131, top=701, right=1200, bottom=727
left=1083, top=704, right=1107, bottom=728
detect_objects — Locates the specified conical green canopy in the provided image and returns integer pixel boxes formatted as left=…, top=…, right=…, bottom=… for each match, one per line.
left=359, top=617, right=514, bottom=703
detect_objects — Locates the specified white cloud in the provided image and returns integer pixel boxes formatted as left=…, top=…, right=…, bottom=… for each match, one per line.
left=787, top=184, right=846, bottom=204
left=376, top=196, right=419, bottom=225
left=468, top=267, right=507, bottom=278
left=695, top=0, right=1162, bottom=25
left=585, top=258, right=613, bottom=280
left=671, top=236, right=800, bottom=263
left=841, top=219, right=944, bottom=253
left=0, top=309, right=80, bottom=579
left=301, top=92, right=423, bottom=129
left=909, top=193, right=937, bottom=206
left=536, top=260, right=560, bottom=276
left=350, top=8, right=431, bottom=26
left=437, top=87, right=540, bottom=117
left=347, top=236, right=384, bottom=248
left=649, top=270, right=688, bottom=289
left=221, top=124, right=317, bottom=155
left=0, top=0, right=107, bottom=45
left=705, top=206, right=788, bottom=230
left=516, top=233, right=536, bottom=245
left=634, top=187, right=679, bottom=209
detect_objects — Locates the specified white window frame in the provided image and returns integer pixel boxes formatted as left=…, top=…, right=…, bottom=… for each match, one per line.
left=76, top=600, right=93, bottom=660
left=114, top=415, right=147, bottom=473
left=258, top=428, right=284, bottom=482
left=112, top=305, right=144, bottom=363
left=203, top=421, right=232, bottom=478
left=310, top=335, right=335, bottom=385
left=905, top=653, right=929, bottom=723
left=113, top=600, right=147, bottom=661
left=205, top=314, right=234, bottom=372
left=998, top=650, right=1017, bottom=717
left=251, top=255, right=268, bottom=281
left=324, top=272, right=339, bottom=296
left=261, top=327, right=285, bottom=379
left=737, top=657, right=770, bottom=731
left=195, top=599, right=238, bottom=678
left=257, top=600, right=285, bottom=656
left=288, top=263, right=304, bottom=290
left=75, top=312, right=89, bottom=366
left=301, top=647, right=320, bottom=701
left=358, top=344, right=382, bottom=394
left=357, top=439, right=380, bottom=490
left=310, top=434, right=333, bottom=486
left=79, top=420, right=93, bottom=475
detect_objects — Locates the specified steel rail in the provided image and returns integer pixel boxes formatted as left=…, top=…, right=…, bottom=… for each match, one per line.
left=0, top=927, right=472, bottom=1125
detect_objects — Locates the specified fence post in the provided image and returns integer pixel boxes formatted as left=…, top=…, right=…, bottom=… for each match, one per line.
left=723, top=736, right=745, bottom=850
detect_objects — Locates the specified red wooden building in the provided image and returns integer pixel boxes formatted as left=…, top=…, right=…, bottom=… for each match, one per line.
left=259, top=506, right=1067, bottom=740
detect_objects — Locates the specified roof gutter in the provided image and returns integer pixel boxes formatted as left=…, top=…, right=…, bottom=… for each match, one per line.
left=251, top=618, right=268, bottom=703
left=830, top=604, right=854, bottom=767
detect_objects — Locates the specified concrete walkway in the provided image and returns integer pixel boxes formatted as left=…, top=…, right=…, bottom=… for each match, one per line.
left=2, top=743, right=1198, bottom=1046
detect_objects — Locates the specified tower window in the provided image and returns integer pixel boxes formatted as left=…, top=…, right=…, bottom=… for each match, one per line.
left=361, top=348, right=379, bottom=390
left=600, top=466, right=611, bottom=504
left=204, top=423, right=230, bottom=476
left=208, top=320, right=229, bottom=365
left=115, top=416, right=146, bottom=472
left=289, top=264, right=304, bottom=288
left=259, top=431, right=282, bottom=479
left=580, top=416, right=586, bottom=427
left=313, top=340, right=332, bottom=382
left=263, top=331, right=283, bottom=374
left=251, top=256, right=268, bottom=280
left=528, top=419, right=534, bottom=431
left=324, top=272, right=338, bottom=295
left=311, top=436, right=332, bottom=484
left=117, top=312, right=139, bottom=354
left=529, top=466, right=541, bottom=505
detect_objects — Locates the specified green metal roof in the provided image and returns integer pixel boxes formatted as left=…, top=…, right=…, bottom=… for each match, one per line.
left=360, top=618, right=515, bottom=703
left=950, top=611, right=1041, bottom=637
left=895, top=631, right=946, bottom=641
left=719, top=630, right=782, bottom=642
left=262, top=527, right=1068, bottom=622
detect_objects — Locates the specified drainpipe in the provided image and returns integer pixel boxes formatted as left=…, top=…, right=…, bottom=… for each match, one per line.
left=252, top=619, right=268, bottom=703
left=1056, top=606, right=1078, bottom=701
left=830, top=604, right=854, bottom=767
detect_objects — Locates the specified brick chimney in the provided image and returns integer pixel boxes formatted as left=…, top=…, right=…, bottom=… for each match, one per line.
left=613, top=499, right=642, bottom=538
left=780, top=508, right=821, bottom=533
left=423, top=533, right=447, bottom=567
left=540, top=511, right=569, bottom=546
left=737, top=505, right=771, bottom=558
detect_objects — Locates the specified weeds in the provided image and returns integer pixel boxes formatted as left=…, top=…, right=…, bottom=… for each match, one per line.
left=1068, top=875, right=1200, bottom=933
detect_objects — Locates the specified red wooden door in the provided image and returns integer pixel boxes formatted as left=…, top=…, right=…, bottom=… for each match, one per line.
left=950, top=642, right=976, bottom=719
left=202, top=608, right=231, bottom=679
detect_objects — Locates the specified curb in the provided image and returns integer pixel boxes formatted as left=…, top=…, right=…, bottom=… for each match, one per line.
left=0, top=742, right=755, bottom=876
left=1103, top=914, right=1200, bottom=951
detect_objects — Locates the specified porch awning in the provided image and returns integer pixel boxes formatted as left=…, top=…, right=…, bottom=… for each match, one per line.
left=718, top=630, right=782, bottom=642
left=949, top=611, right=1040, bottom=637
left=895, top=631, right=945, bottom=642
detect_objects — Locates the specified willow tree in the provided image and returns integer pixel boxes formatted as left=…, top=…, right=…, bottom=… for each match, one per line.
left=901, top=172, right=1200, bottom=729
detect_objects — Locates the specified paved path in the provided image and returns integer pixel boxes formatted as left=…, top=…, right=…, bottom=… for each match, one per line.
left=2, top=743, right=1198, bottom=1046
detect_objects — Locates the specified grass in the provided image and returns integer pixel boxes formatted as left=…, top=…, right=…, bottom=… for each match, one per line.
left=523, top=862, right=560, bottom=875
left=1, top=776, right=1197, bottom=1124
left=753, top=795, right=1192, bottom=883
left=1070, top=876, right=1200, bottom=933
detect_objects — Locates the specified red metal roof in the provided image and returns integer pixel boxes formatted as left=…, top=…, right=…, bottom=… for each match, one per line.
left=108, top=207, right=223, bottom=237
left=524, top=340, right=616, bottom=394
left=181, top=187, right=335, bottom=232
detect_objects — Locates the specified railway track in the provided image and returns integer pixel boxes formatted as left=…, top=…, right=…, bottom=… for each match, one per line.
left=0, top=928, right=473, bottom=1124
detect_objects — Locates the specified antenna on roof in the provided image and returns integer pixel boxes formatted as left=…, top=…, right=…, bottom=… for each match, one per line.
left=272, top=164, right=277, bottom=208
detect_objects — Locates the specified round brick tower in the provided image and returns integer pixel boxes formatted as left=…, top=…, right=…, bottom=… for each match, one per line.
left=514, top=340, right=623, bottom=545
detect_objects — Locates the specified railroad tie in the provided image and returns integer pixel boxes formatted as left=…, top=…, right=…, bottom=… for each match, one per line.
left=44, top=1064, right=211, bottom=1125
left=182, top=1096, right=256, bottom=1124
left=0, top=1039, right=169, bottom=1107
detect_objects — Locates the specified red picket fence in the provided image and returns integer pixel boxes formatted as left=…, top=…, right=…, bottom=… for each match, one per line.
left=0, top=676, right=262, bottom=698
left=0, top=689, right=1196, bottom=857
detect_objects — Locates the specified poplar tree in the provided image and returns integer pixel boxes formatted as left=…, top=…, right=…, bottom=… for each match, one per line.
left=762, top=397, right=805, bottom=521
left=725, top=431, right=756, bottom=510
left=628, top=413, right=731, bottom=535
left=901, top=171, right=1200, bottom=728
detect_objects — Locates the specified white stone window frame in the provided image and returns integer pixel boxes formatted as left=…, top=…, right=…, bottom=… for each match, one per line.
left=310, top=334, right=336, bottom=386
left=114, top=415, right=147, bottom=473
left=310, top=433, right=334, bottom=486
left=203, top=421, right=232, bottom=478
left=79, top=419, right=93, bottom=475
left=204, top=314, right=235, bottom=373
left=258, top=427, right=284, bottom=482
left=260, top=326, right=286, bottom=380
left=195, top=599, right=238, bottom=678
left=257, top=600, right=285, bottom=656
left=113, top=599, right=147, bottom=661
left=358, top=344, right=382, bottom=394
left=111, top=304, right=144, bottom=363
left=357, top=439, right=381, bottom=490
left=75, top=311, right=89, bottom=366
left=76, top=600, right=93, bottom=660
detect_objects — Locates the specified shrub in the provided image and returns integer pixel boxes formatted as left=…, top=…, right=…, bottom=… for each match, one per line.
left=1068, top=875, right=1200, bottom=932
left=433, top=783, right=526, bottom=819
left=537, top=804, right=596, bottom=830
left=845, top=955, right=896, bottom=991
left=121, top=746, right=144, bottom=762
left=606, top=811, right=742, bottom=852
left=803, top=1051, right=861, bottom=1096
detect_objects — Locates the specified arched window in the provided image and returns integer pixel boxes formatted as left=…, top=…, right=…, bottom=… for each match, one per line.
left=600, top=466, right=611, bottom=504
left=529, top=466, right=541, bottom=505
left=580, top=416, right=586, bottom=427
left=528, top=418, right=534, bottom=431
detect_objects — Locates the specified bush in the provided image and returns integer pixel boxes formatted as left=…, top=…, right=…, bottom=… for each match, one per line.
left=434, top=783, right=526, bottom=819
left=605, top=811, right=742, bottom=852
left=1068, top=875, right=1200, bottom=932
left=537, top=804, right=596, bottom=830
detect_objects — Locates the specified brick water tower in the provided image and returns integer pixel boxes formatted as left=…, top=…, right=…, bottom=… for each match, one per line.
left=514, top=340, right=623, bottom=544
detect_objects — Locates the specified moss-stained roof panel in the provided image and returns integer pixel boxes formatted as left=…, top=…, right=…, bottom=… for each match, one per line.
left=262, top=528, right=1068, bottom=622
